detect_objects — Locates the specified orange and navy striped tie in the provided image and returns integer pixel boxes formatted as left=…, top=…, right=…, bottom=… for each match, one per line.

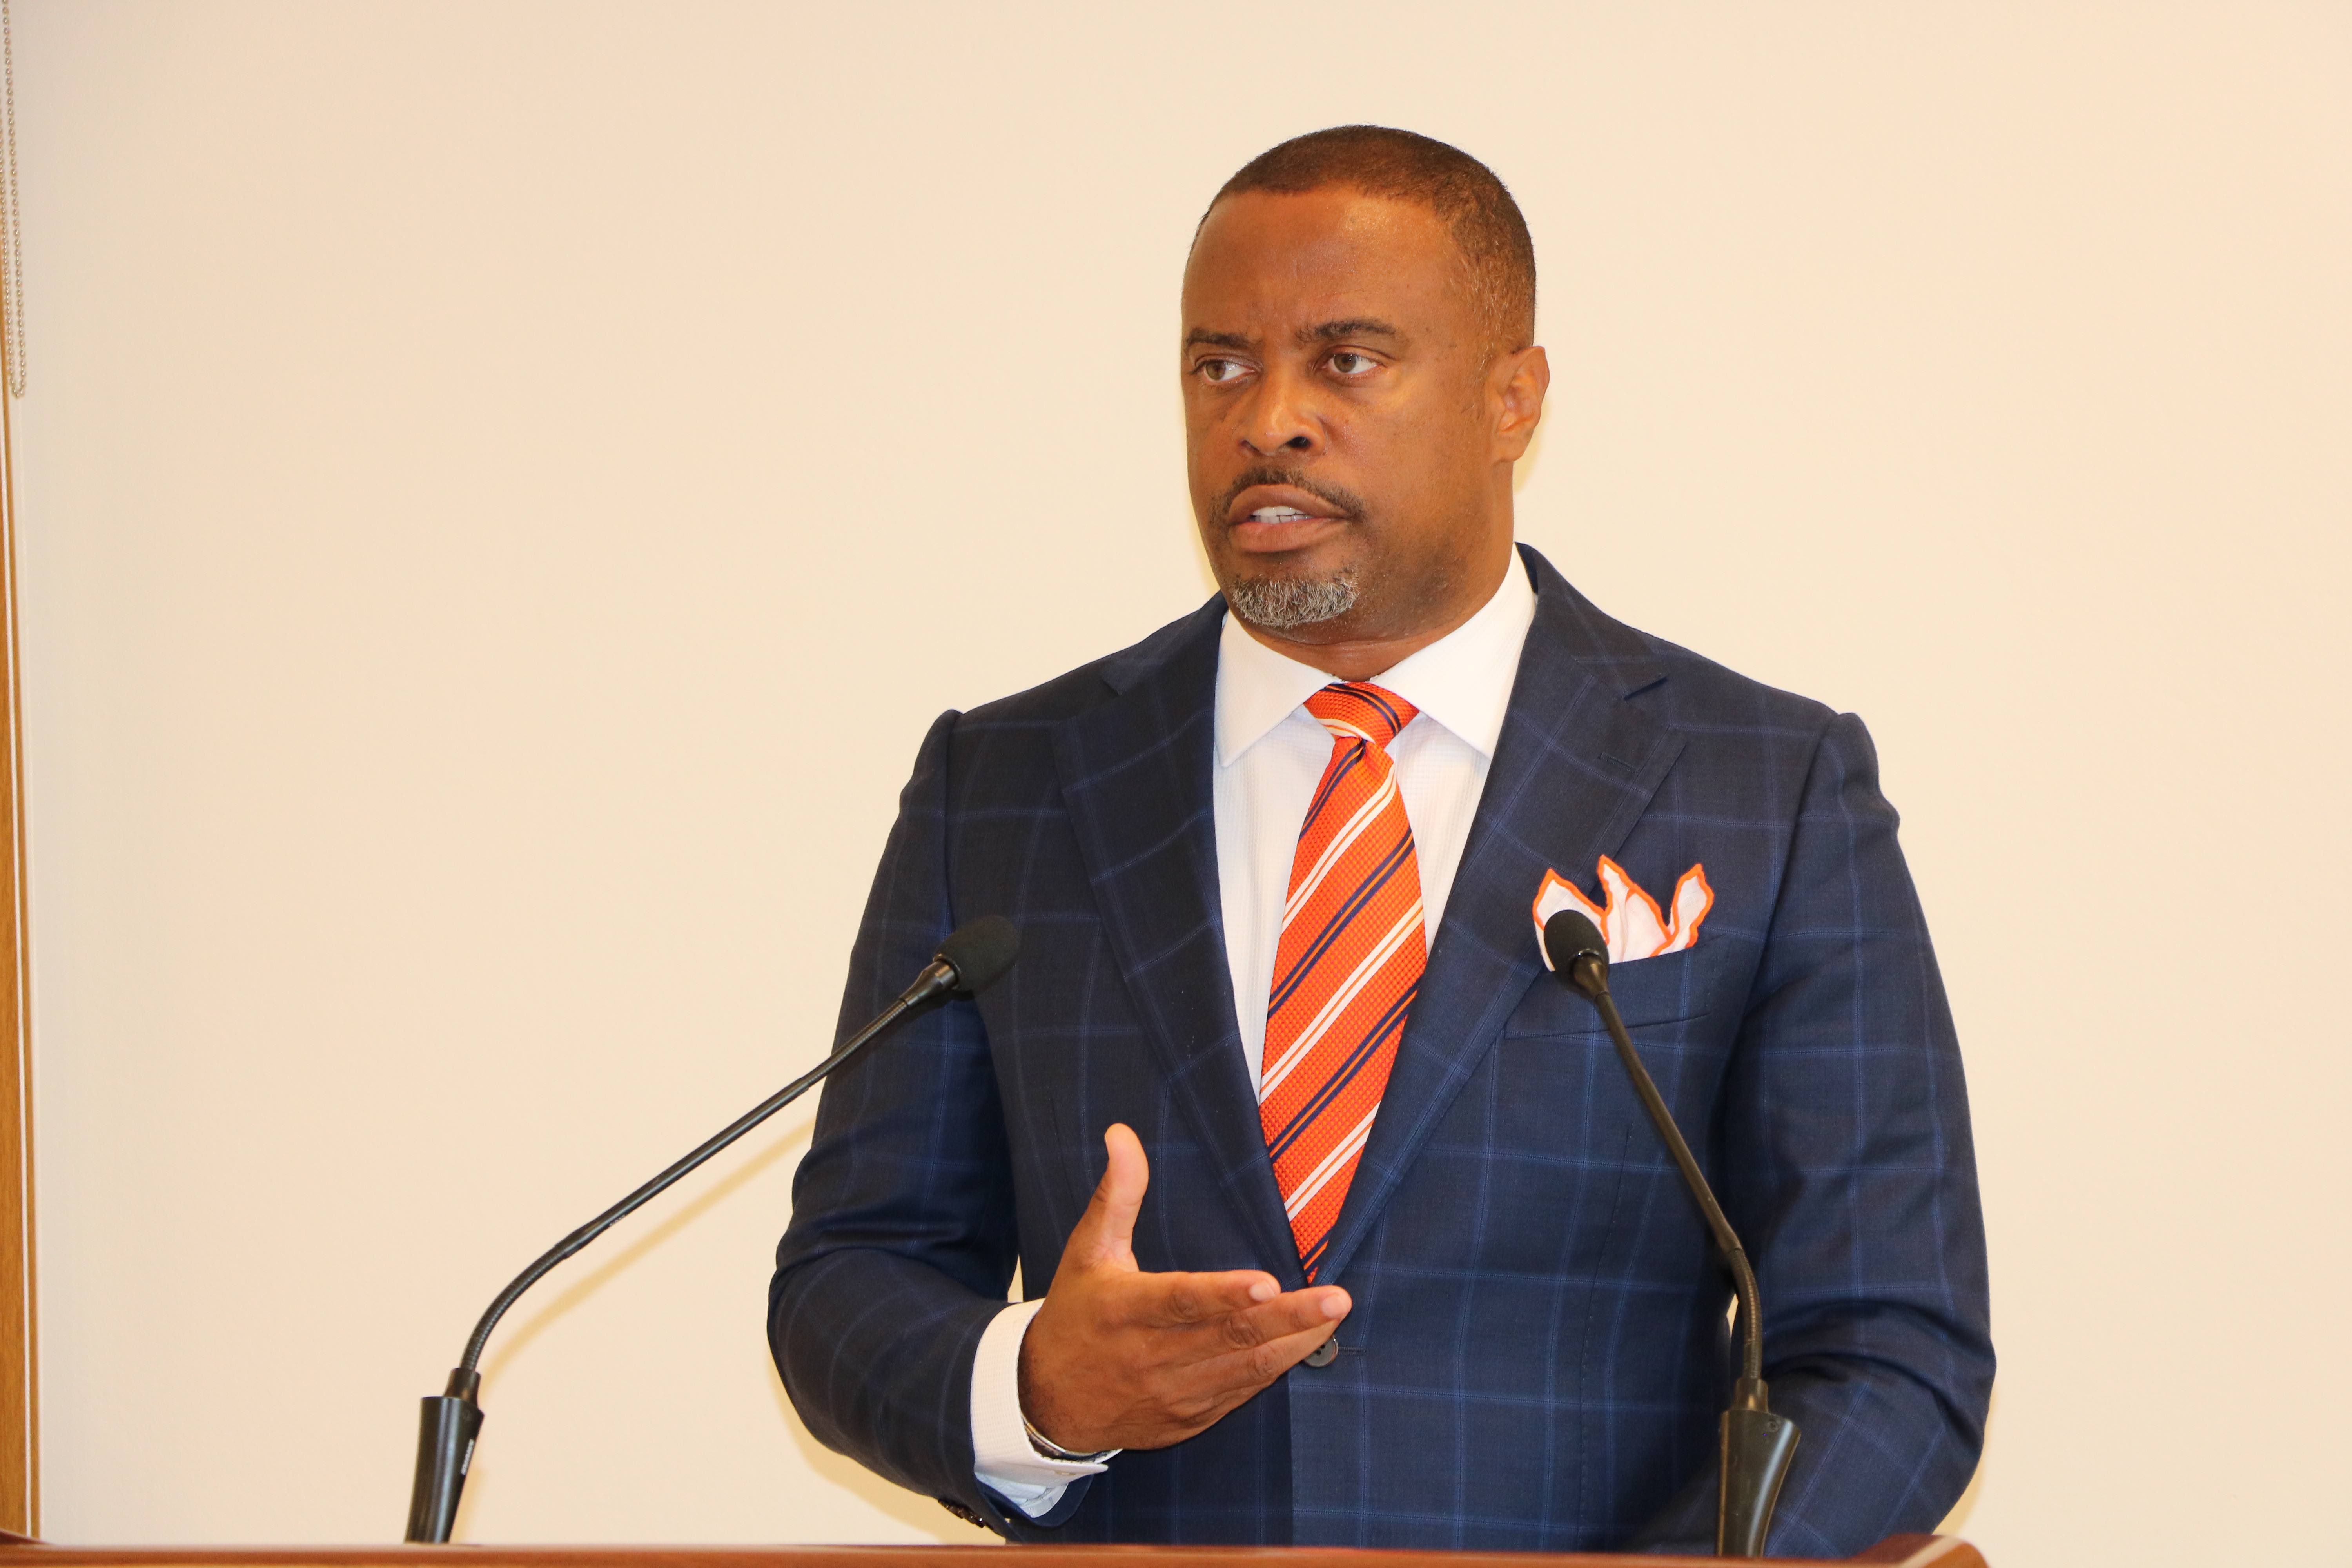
left=1259, top=682, right=1425, bottom=1281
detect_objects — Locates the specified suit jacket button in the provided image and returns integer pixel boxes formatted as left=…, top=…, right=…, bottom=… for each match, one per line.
left=1303, top=1337, right=1339, bottom=1368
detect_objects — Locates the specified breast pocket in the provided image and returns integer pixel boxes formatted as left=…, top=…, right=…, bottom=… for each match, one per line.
left=1503, top=938, right=1741, bottom=1038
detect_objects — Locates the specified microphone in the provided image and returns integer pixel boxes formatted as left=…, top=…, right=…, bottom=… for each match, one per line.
left=1541, top=910, right=1798, bottom=1559
left=404, top=915, right=1022, bottom=1544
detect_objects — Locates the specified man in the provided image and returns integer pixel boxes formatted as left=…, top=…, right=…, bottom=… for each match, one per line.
left=770, top=126, right=1991, bottom=1555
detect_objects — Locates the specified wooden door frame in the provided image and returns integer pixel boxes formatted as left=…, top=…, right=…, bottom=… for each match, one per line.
left=0, top=356, right=36, bottom=1536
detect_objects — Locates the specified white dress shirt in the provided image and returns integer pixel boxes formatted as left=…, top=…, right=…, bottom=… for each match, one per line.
left=969, top=557, right=1539, bottom=1515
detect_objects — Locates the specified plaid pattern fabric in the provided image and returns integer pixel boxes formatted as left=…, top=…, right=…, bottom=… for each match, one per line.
left=771, top=547, right=1993, bottom=1554
left=1263, top=682, right=1424, bottom=1280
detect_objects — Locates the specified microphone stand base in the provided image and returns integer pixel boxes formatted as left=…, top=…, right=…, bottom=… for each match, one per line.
left=1717, top=1403, right=1799, bottom=1557
left=404, top=1369, right=484, bottom=1544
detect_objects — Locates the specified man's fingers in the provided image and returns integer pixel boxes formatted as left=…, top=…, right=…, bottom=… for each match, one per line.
left=1186, top=1317, right=1347, bottom=1402
left=1206, top=1285, right=1349, bottom=1348
left=1142, top=1269, right=1283, bottom=1326
left=1070, top=1123, right=1150, bottom=1264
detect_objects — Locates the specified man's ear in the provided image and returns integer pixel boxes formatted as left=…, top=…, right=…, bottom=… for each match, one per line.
left=1491, top=344, right=1550, bottom=462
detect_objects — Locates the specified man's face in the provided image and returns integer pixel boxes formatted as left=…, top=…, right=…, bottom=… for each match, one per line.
left=1181, top=187, right=1541, bottom=649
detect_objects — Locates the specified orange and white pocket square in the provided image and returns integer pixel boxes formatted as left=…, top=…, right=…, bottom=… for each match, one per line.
left=1532, top=856, right=1715, bottom=968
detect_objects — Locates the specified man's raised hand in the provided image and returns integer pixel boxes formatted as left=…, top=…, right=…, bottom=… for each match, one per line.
left=1016, top=1123, right=1349, bottom=1455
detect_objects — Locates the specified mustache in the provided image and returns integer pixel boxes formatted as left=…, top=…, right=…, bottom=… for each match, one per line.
left=1215, top=467, right=1370, bottom=523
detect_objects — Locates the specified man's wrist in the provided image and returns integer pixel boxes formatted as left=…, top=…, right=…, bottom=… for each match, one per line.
left=971, top=1300, right=1104, bottom=1515
left=1022, top=1413, right=1117, bottom=1464
left=1016, top=1304, right=1122, bottom=1464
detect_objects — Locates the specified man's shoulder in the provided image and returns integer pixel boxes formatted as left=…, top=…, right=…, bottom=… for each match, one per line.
left=1523, top=548, right=1844, bottom=742
left=1615, top=622, right=1842, bottom=737
left=951, top=595, right=1224, bottom=734
left=936, top=552, right=1853, bottom=757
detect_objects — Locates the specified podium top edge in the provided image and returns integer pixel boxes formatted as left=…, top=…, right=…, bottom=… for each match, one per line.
left=0, top=1538, right=1984, bottom=1568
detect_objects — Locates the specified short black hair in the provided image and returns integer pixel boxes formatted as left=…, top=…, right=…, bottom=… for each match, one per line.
left=1203, top=125, right=1537, bottom=354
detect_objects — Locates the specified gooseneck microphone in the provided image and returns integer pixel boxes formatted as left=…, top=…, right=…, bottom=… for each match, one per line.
left=1541, top=910, right=1798, bottom=1559
left=404, top=916, right=1022, bottom=1544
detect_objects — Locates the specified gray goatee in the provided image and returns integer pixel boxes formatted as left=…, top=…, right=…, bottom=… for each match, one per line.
left=1226, top=570, right=1360, bottom=632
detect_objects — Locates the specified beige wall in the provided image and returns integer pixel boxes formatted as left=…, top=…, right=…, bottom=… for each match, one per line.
left=12, top=3, right=2349, bottom=1563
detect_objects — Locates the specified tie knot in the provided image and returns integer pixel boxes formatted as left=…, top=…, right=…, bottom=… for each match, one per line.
left=1303, top=682, right=1418, bottom=750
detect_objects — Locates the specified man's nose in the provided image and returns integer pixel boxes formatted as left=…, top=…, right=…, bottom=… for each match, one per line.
left=1240, top=370, right=1319, bottom=456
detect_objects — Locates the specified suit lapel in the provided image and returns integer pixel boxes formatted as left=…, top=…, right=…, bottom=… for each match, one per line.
left=1312, top=548, right=1687, bottom=1286
left=1052, top=600, right=1304, bottom=1281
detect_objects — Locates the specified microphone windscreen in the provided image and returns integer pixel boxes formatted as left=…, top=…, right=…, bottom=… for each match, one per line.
left=1542, top=910, right=1608, bottom=985
left=938, top=915, right=1021, bottom=995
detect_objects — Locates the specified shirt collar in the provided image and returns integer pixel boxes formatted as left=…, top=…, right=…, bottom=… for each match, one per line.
left=1214, top=550, right=1538, bottom=767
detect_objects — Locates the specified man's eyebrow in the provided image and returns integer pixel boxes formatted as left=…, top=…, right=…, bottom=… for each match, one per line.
left=1299, top=317, right=1402, bottom=345
left=1184, top=328, right=1254, bottom=351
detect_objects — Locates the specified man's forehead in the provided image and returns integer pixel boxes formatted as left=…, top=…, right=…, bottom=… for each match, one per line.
left=1185, top=317, right=1403, bottom=352
left=1183, top=189, right=1464, bottom=339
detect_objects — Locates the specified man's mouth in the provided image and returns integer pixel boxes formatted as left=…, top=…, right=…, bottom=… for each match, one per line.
left=1220, top=480, right=1357, bottom=554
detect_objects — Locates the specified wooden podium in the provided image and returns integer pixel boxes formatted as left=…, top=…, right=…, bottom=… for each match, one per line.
left=0, top=1536, right=1986, bottom=1567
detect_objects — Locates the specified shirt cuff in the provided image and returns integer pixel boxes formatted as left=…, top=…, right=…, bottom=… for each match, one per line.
left=969, top=1297, right=1110, bottom=1515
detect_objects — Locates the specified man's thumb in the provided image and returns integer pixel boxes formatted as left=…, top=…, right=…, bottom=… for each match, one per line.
left=1078, top=1123, right=1149, bottom=1262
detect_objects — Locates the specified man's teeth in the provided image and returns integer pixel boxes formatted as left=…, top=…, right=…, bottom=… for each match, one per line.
left=1251, top=506, right=1308, bottom=521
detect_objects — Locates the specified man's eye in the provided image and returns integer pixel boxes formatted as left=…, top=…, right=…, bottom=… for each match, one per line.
left=1198, top=358, right=1251, bottom=384
left=1328, top=352, right=1377, bottom=377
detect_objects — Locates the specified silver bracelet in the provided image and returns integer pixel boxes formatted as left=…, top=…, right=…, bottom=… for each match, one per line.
left=1022, top=1414, right=1118, bottom=1464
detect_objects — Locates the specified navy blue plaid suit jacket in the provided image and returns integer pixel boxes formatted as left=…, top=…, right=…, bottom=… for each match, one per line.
left=770, top=546, right=1992, bottom=1554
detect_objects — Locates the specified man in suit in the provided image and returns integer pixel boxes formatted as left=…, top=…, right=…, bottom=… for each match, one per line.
left=770, top=126, right=1992, bottom=1555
